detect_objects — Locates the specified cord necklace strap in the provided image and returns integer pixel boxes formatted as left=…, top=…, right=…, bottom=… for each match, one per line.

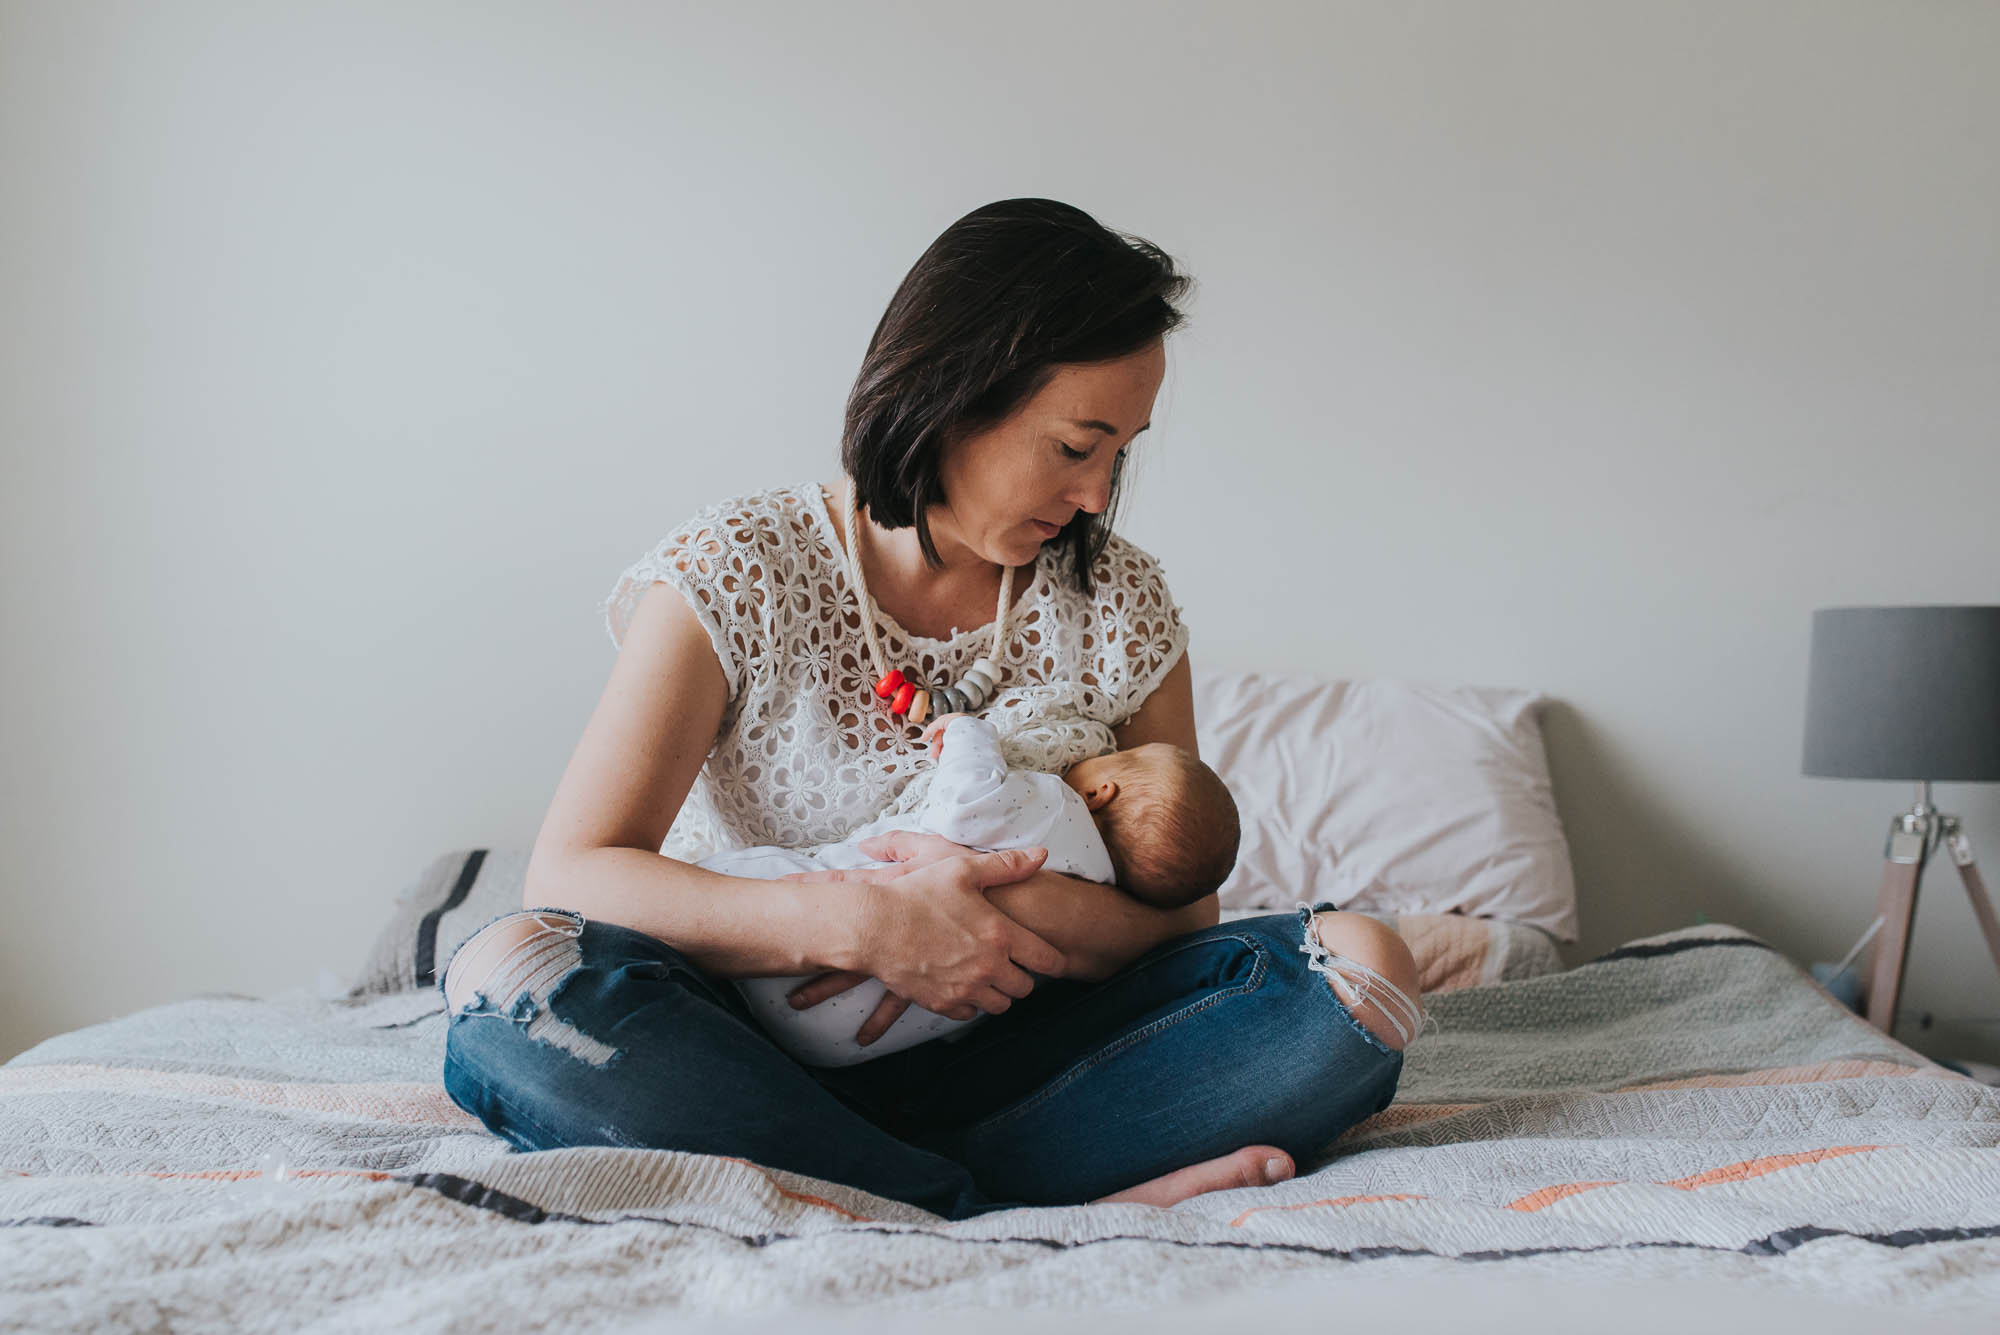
left=843, top=476, right=1013, bottom=682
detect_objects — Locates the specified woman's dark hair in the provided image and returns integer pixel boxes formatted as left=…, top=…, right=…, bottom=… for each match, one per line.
left=841, top=198, right=1192, bottom=593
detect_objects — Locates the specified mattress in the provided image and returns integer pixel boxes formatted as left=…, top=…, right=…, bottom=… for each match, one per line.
left=3, top=923, right=1996, bottom=1331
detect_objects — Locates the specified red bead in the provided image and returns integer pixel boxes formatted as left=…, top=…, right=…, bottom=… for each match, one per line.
left=891, top=682, right=917, bottom=715
left=874, top=669, right=906, bottom=700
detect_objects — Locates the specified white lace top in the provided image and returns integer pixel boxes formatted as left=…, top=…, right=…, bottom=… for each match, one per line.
left=599, top=481, right=1190, bottom=864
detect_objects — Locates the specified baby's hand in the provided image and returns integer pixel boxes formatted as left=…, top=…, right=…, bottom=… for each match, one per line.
left=921, top=712, right=975, bottom=757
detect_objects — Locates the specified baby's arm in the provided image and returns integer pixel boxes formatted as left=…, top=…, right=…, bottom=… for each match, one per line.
left=918, top=715, right=1064, bottom=852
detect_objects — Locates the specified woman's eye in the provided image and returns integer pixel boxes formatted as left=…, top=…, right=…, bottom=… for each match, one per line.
left=1059, top=443, right=1091, bottom=461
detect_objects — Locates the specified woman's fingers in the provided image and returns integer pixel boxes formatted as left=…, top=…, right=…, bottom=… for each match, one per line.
left=855, top=992, right=912, bottom=1046
left=1002, top=924, right=1067, bottom=980
left=990, top=962, right=1037, bottom=1000
left=828, top=844, right=1063, bottom=1022
left=806, top=866, right=903, bottom=885
left=945, top=844, right=1047, bottom=887
left=787, top=970, right=870, bottom=1009
left=853, top=829, right=968, bottom=868
left=945, top=847, right=1067, bottom=978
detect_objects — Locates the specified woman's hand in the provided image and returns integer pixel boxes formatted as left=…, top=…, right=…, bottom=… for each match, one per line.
left=854, top=828, right=980, bottom=869
left=780, top=829, right=986, bottom=1037
left=780, top=842, right=1061, bottom=1046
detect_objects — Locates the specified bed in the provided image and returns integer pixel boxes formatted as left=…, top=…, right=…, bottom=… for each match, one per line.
left=5, top=671, right=1997, bottom=1330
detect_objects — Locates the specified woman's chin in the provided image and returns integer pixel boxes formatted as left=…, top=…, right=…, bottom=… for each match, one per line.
left=989, top=537, right=1041, bottom=566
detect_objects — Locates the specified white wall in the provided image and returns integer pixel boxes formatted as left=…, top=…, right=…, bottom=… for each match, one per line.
left=4, top=0, right=1997, bottom=1066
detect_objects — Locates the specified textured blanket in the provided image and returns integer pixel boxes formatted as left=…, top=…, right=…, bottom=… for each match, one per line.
left=3, top=924, right=1996, bottom=1331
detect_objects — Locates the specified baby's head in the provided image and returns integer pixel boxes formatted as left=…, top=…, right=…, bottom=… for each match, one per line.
left=1063, top=744, right=1241, bottom=909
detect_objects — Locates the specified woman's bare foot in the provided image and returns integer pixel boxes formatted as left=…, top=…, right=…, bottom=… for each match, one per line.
left=1091, top=1145, right=1295, bottom=1208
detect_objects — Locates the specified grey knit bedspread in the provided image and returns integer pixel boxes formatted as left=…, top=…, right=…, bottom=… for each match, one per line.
left=3, top=924, right=1996, bottom=1331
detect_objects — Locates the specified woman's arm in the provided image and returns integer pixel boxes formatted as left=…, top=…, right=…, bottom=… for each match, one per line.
left=1108, top=650, right=1221, bottom=934
left=1112, top=650, right=1199, bottom=754
left=985, top=864, right=1213, bottom=980
left=924, top=654, right=1218, bottom=975
left=829, top=829, right=1212, bottom=986
left=528, top=577, right=1075, bottom=1042
left=894, top=651, right=1217, bottom=977
left=782, top=650, right=1220, bottom=1037
left=523, top=580, right=862, bottom=976
left=525, top=581, right=1060, bottom=1003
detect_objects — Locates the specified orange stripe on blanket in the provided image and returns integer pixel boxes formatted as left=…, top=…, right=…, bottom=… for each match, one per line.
left=1504, top=1145, right=1885, bottom=1212
left=717, top=1155, right=876, bottom=1223
left=1663, top=1144, right=1882, bottom=1190
left=135, top=1168, right=397, bottom=1183
left=1229, top=1193, right=1426, bottom=1227
left=1336, top=1104, right=1483, bottom=1139
left=1506, top=1181, right=1617, bottom=1211
left=0, top=1063, right=481, bottom=1128
left=1615, top=1061, right=1955, bottom=1093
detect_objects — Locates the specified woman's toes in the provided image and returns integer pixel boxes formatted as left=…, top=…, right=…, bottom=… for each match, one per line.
left=1091, top=1143, right=1295, bottom=1208
left=1243, top=1145, right=1294, bottom=1186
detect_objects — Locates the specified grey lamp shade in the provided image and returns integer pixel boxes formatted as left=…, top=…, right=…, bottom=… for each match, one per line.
left=1802, top=606, right=2000, bottom=782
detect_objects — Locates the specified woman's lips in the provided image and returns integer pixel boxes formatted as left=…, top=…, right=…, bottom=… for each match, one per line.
left=1030, top=518, right=1063, bottom=538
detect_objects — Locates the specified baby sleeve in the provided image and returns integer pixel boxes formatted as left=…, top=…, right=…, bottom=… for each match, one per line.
left=1093, top=535, right=1192, bottom=728
left=598, top=495, right=769, bottom=706
left=922, top=716, right=1055, bottom=850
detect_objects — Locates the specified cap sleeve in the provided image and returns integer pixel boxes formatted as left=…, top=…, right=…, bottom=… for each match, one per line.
left=1092, top=535, right=1191, bottom=727
left=598, top=497, right=769, bottom=705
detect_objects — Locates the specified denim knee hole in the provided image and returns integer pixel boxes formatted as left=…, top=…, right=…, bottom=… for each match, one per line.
left=440, top=907, right=617, bottom=1068
left=1293, top=902, right=1429, bottom=1051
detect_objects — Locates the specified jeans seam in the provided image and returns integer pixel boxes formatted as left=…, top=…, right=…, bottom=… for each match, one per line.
left=442, top=1047, right=583, bottom=1154
left=907, top=928, right=1252, bottom=1100
left=960, top=932, right=1272, bottom=1138
left=1325, top=993, right=1400, bottom=1060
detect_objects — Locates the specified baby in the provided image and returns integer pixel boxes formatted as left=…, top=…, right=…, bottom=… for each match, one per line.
left=709, top=712, right=1242, bottom=1067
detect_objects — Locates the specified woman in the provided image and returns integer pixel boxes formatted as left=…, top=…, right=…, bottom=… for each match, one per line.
left=438, top=199, right=1423, bottom=1219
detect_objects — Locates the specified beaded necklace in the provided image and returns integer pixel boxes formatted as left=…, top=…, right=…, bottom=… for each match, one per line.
left=841, top=476, right=1014, bottom=726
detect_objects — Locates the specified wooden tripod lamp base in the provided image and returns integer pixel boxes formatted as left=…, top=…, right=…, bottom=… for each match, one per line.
left=1865, top=791, right=2000, bottom=1034
left=1802, top=605, right=2000, bottom=1034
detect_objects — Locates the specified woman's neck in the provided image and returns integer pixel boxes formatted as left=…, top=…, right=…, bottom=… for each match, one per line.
left=827, top=482, right=1033, bottom=635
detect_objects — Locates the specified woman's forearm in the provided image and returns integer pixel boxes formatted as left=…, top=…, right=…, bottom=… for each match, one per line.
left=983, top=870, right=1220, bottom=983
left=524, top=847, right=865, bottom=981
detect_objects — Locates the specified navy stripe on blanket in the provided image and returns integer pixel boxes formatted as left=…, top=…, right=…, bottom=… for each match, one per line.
left=393, top=1171, right=2000, bottom=1264
left=414, top=849, right=488, bottom=988
left=1588, top=936, right=1776, bottom=967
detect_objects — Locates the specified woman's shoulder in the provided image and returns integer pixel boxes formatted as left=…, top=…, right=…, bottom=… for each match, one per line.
left=1059, top=529, right=1188, bottom=708
left=1067, top=528, right=1180, bottom=611
left=599, top=481, right=823, bottom=652
left=660, top=480, right=822, bottom=548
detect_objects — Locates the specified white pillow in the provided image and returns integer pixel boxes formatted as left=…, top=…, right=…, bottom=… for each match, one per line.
left=1192, top=668, right=1578, bottom=942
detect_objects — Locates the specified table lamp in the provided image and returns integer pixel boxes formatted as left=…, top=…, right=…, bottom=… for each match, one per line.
left=1802, top=605, right=2000, bottom=1033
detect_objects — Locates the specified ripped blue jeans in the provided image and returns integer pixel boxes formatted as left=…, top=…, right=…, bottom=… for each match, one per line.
left=437, top=902, right=1412, bottom=1220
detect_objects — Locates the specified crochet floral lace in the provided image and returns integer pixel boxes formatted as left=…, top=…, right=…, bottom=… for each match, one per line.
left=599, top=481, right=1190, bottom=862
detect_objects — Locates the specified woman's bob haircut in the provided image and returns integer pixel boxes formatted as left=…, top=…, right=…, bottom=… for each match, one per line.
left=841, top=198, right=1192, bottom=593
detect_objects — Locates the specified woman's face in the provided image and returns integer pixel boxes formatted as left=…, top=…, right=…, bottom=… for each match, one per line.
left=934, top=340, right=1166, bottom=570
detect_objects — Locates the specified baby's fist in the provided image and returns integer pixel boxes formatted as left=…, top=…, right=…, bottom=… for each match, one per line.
left=921, top=711, right=975, bottom=756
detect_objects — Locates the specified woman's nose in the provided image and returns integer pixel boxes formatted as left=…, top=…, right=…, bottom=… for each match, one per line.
left=1070, top=456, right=1118, bottom=514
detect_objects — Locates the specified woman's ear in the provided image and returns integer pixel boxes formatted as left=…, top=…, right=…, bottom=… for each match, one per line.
left=1083, top=779, right=1119, bottom=812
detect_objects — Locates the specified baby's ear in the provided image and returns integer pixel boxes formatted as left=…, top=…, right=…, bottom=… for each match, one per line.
left=1083, top=779, right=1119, bottom=813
